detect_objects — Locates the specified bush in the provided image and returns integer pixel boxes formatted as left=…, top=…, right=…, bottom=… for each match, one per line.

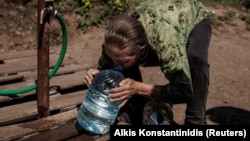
left=74, top=0, right=129, bottom=33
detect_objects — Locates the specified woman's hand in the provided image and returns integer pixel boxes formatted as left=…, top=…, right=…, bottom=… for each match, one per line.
left=108, top=78, right=138, bottom=108
left=82, top=69, right=100, bottom=87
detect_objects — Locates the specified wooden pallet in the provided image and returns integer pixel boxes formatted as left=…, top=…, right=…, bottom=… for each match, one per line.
left=0, top=50, right=109, bottom=141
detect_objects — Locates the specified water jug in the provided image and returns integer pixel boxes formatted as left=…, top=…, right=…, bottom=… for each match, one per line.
left=76, top=66, right=124, bottom=135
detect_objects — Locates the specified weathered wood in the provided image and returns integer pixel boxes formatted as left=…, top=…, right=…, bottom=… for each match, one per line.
left=0, top=54, right=74, bottom=75
left=0, top=63, right=88, bottom=84
left=50, top=70, right=86, bottom=89
left=0, top=100, right=110, bottom=141
left=0, top=90, right=86, bottom=126
left=0, top=90, right=35, bottom=103
left=0, top=70, right=86, bottom=91
left=0, top=70, right=87, bottom=104
left=37, top=0, right=50, bottom=118
left=0, top=49, right=104, bottom=140
left=0, top=81, right=35, bottom=92
left=18, top=122, right=96, bottom=141
left=0, top=75, right=24, bottom=83
left=53, top=64, right=89, bottom=76
left=0, top=108, right=78, bottom=141
left=0, top=50, right=37, bottom=61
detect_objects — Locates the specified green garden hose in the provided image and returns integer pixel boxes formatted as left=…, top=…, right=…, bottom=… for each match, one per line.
left=0, top=12, right=67, bottom=96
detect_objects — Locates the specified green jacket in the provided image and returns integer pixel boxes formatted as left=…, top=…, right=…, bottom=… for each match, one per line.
left=98, top=0, right=211, bottom=104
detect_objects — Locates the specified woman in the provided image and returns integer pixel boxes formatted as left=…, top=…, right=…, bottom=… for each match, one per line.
left=83, top=0, right=212, bottom=125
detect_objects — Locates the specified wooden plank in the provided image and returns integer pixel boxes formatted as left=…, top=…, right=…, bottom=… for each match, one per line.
left=0, top=75, right=24, bottom=83
left=50, top=71, right=86, bottom=89
left=18, top=122, right=96, bottom=141
left=0, top=63, right=89, bottom=84
left=0, top=88, right=61, bottom=105
left=0, top=90, right=86, bottom=126
left=0, top=90, right=61, bottom=104
left=0, top=90, right=35, bottom=104
left=0, top=54, right=74, bottom=75
left=53, top=64, right=89, bottom=76
left=0, top=102, right=110, bottom=141
left=0, top=70, right=86, bottom=91
left=0, top=70, right=87, bottom=103
left=0, top=108, right=78, bottom=141
left=0, top=81, right=35, bottom=90
left=1, top=63, right=91, bottom=81
left=0, top=50, right=37, bottom=61
left=19, top=122, right=110, bottom=141
left=0, top=50, right=56, bottom=61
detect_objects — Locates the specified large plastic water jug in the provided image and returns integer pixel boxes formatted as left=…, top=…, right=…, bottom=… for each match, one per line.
left=76, top=66, right=124, bottom=135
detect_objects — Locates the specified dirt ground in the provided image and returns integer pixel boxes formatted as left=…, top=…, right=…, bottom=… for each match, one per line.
left=0, top=1, right=249, bottom=125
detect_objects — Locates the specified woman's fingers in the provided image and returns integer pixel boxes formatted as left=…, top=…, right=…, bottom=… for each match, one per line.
left=83, top=69, right=100, bottom=87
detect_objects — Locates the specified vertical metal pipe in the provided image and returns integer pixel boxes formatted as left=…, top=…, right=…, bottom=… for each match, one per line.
left=37, top=0, right=50, bottom=118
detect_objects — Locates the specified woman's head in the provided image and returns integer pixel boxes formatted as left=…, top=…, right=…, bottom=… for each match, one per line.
left=104, top=13, right=148, bottom=68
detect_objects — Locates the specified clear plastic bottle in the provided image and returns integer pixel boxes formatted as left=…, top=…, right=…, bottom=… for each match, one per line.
left=76, top=66, right=124, bottom=135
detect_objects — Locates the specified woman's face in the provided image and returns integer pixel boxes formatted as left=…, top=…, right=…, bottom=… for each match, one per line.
left=105, top=45, right=141, bottom=69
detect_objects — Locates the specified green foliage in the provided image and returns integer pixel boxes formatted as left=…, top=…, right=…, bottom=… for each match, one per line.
left=74, top=0, right=129, bottom=33
left=209, top=12, right=222, bottom=27
left=52, top=0, right=250, bottom=33
left=218, top=11, right=236, bottom=22
left=73, top=0, right=250, bottom=33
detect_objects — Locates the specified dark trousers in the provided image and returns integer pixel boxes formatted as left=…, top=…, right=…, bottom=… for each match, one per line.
left=185, top=18, right=212, bottom=125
